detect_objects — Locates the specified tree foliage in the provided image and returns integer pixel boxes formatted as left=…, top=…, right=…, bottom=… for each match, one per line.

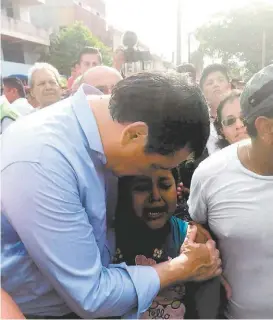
left=195, top=1, right=273, bottom=79
left=41, top=22, right=112, bottom=75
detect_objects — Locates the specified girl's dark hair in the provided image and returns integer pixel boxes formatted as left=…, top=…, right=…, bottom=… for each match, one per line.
left=214, top=90, right=242, bottom=149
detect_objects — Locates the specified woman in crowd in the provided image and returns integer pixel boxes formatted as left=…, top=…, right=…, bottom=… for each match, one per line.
left=109, top=169, right=221, bottom=319
left=177, top=90, right=249, bottom=205
left=214, top=90, right=249, bottom=149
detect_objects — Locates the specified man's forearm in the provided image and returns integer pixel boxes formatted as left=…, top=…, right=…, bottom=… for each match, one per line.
left=152, top=255, right=190, bottom=289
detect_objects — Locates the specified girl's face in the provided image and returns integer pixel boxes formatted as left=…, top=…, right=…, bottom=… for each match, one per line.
left=130, top=171, right=177, bottom=230
left=221, top=98, right=249, bottom=144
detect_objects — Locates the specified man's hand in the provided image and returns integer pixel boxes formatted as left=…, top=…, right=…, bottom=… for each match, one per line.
left=152, top=225, right=222, bottom=288
left=179, top=224, right=221, bottom=281
left=187, top=224, right=231, bottom=297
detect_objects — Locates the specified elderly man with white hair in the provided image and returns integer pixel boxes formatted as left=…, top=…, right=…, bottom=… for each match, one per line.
left=72, top=66, right=123, bottom=95
left=28, top=62, right=62, bottom=108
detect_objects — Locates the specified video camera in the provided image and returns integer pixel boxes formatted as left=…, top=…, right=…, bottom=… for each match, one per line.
left=122, top=31, right=152, bottom=63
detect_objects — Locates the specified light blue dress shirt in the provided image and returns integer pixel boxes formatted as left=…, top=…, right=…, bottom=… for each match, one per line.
left=1, top=86, right=160, bottom=318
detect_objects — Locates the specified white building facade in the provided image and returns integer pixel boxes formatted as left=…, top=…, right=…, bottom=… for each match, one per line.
left=1, top=0, right=51, bottom=77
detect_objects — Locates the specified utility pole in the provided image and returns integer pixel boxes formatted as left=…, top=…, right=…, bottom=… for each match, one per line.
left=176, top=0, right=182, bottom=66
left=172, top=51, right=175, bottom=64
left=262, top=29, right=266, bottom=68
left=188, top=33, right=191, bottom=63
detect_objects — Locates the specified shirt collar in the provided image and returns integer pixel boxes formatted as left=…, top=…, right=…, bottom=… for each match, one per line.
left=12, top=97, right=23, bottom=104
left=71, top=84, right=106, bottom=161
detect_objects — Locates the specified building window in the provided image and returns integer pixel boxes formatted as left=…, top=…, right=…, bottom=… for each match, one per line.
left=1, top=40, right=25, bottom=63
left=6, top=6, right=14, bottom=18
left=2, top=0, right=14, bottom=18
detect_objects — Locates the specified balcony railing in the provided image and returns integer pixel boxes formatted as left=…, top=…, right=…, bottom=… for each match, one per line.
left=1, top=14, right=50, bottom=46
left=19, top=0, right=45, bottom=5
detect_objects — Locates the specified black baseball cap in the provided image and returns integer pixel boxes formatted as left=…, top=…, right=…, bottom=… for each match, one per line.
left=240, top=64, right=273, bottom=122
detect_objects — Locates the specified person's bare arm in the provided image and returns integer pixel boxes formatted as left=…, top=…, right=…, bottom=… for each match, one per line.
left=153, top=225, right=222, bottom=288
left=1, top=289, right=25, bottom=319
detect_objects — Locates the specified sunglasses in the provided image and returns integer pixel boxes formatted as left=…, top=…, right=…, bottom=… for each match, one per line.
left=221, top=115, right=245, bottom=127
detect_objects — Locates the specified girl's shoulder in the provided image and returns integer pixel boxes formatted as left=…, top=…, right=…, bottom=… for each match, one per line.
left=170, top=216, right=188, bottom=237
left=168, top=217, right=188, bottom=255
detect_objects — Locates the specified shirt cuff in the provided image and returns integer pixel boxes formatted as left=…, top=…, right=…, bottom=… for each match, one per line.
left=111, top=263, right=160, bottom=318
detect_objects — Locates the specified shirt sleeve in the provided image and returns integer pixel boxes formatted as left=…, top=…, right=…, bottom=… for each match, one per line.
left=1, top=149, right=160, bottom=318
left=187, top=166, right=208, bottom=224
left=1, top=118, right=14, bottom=133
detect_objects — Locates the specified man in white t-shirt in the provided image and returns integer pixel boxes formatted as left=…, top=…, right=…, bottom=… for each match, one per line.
left=199, top=64, right=232, bottom=154
left=188, top=64, right=273, bottom=318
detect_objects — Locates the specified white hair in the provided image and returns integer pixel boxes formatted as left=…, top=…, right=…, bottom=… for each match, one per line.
left=28, top=62, right=61, bottom=87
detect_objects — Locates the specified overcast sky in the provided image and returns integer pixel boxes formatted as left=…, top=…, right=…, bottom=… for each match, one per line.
left=105, top=0, right=273, bottom=62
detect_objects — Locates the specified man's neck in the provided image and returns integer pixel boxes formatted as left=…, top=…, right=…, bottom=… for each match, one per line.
left=239, top=140, right=273, bottom=176
left=90, top=96, right=123, bottom=170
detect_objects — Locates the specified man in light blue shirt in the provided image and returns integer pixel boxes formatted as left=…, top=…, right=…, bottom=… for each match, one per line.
left=1, top=72, right=221, bottom=318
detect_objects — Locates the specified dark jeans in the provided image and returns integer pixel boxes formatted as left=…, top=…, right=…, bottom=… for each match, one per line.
left=185, top=277, right=221, bottom=319
left=25, top=312, right=81, bottom=319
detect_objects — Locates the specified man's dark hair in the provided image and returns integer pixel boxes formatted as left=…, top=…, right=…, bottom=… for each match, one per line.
left=176, top=63, right=196, bottom=82
left=3, top=77, right=26, bottom=98
left=199, top=63, right=230, bottom=89
left=77, top=46, right=102, bottom=64
left=214, top=90, right=242, bottom=148
left=109, top=72, right=210, bottom=158
left=71, top=61, right=78, bottom=68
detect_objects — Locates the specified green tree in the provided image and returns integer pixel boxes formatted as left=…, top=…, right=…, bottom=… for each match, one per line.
left=195, top=1, right=273, bottom=79
left=41, top=22, right=112, bottom=76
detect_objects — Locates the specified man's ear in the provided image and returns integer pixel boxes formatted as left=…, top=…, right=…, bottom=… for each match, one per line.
left=12, top=88, right=18, bottom=96
left=120, top=122, right=148, bottom=147
left=29, top=88, right=35, bottom=99
left=256, top=117, right=273, bottom=144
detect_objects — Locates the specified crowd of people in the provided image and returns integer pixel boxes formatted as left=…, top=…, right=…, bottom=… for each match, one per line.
left=1, top=45, right=273, bottom=320
left=1, top=46, right=124, bottom=133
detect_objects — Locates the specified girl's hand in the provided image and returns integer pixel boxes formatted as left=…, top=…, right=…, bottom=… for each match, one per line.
left=177, top=182, right=190, bottom=200
left=189, top=222, right=212, bottom=244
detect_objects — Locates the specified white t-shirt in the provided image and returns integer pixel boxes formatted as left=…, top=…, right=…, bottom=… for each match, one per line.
left=11, top=98, right=34, bottom=116
left=188, top=140, right=273, bottom=319
left=206, top=121, right=220, bottom=155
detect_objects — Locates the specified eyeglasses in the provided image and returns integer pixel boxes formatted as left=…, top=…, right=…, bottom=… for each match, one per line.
left=221, top=115, right=245, bottom=127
